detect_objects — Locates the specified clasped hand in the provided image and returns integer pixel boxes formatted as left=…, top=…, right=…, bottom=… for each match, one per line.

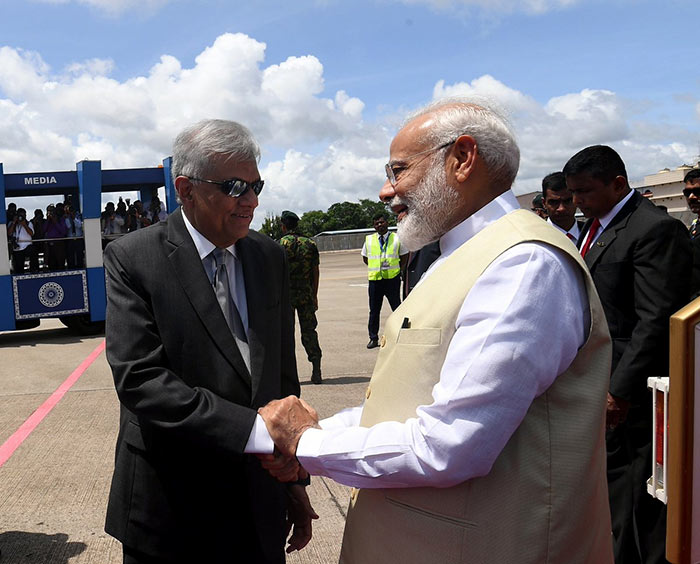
left=256, top=396, right=319, bottom=482
left=606, top=392, right=630, bottom=430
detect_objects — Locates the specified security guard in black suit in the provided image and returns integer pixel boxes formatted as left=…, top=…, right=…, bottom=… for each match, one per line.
left=565, top=145, right=692, bottom=564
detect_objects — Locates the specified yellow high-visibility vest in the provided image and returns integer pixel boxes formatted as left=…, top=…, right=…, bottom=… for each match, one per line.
left=366, top=232, right=400, bottom=281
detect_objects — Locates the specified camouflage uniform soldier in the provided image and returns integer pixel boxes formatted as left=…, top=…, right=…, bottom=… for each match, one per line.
left=280, top=211, right=323, bottom=384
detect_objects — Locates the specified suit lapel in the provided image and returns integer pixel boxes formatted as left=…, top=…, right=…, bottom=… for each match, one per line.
left=584, top=191, right=640, bottom=270
left=236, top=235, right=268, bottom=401
left=165, top=208, right=252, bottom=386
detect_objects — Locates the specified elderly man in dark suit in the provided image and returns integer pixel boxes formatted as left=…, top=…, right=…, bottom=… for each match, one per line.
left=104, top=119, right=315, bottom=564
left=565, top=145, right=692, bottom=564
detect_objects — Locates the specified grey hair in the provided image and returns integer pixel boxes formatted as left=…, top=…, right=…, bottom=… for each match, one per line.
left=171, top=119, right=261, bottom=182
left=406, top=97, right=520, bottom=190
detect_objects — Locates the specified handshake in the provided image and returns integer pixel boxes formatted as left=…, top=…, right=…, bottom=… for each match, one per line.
left=256, top=396, right=320, bottom=482
left=256, top=396, right=321, bottom=554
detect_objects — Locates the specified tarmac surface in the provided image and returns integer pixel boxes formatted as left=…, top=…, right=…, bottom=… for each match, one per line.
left=0, top=249, right=389, bottom=564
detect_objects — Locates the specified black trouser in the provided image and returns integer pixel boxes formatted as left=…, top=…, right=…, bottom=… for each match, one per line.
left=29, top=242, right=43, bottom=272
left=66, top=238, right=84, bottom=268
left=123, top=546, right=176, bottom=564
left=11, top=246, right=29, bottom=273
left=123, top=537, right=273, bottom=564
left=607, top=401, right=670, bottom=564
left=367, top=276, right=401, bottom=340
left=47, top=240, right=66, bottom=270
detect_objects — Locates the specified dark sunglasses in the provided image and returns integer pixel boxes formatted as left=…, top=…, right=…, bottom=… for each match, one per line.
left=683, top=187, right=700, bottom=198
left=189, top=177, right=264, bottom=198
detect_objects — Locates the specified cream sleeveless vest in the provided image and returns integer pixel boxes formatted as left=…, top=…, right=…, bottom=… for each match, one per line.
left=340, top=209, right=613, bottom=564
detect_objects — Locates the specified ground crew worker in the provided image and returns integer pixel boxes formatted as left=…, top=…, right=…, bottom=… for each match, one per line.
left=361, top=213, right=407, bottom=349
left=280, top=210, right=323, bottom=384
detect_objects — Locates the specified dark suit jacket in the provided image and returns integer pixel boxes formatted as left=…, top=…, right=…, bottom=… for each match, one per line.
left=104, top=208, right=298, bottom=563
left=580, top=191, right=692, bottom=403
left=403, top=241, right=441, bottom=297
left=691, top=234, right=700, bottom=299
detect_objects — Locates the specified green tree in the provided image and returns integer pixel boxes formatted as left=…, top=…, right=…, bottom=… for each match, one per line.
left=358, top=199, right=394, bottom=227
left=325, top=201, right=366, bottom=231
left=298, top=210, right=327, bottom=236
left=260, top=212, right=283, bottom=240
left=277, top=199, right=394, bottom=237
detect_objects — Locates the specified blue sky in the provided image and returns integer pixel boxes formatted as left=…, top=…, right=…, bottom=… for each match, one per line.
left=1, top=0, right=698, bottom=224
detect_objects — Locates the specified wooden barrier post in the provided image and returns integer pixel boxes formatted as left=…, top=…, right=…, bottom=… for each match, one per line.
left=667, top=297, right=700, bottom=563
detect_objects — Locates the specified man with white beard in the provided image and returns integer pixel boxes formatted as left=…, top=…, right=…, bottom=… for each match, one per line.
left=255, top=99, right=614, bottom=564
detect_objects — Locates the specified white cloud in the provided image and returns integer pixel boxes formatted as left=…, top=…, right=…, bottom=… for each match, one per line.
left=0, top=33, right=380, bottom=170
left=259, top=147, right=386, bottom=221
left=432, top=75, right=698, bottom=195
left=1, top=32, right=697, bottom=227
left=0, top=33, right=391, bottom=224
left=64, top=58, right=115, bottom=77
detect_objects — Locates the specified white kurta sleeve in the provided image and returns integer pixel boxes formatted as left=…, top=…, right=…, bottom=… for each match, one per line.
left=296, top=242, right=588, bottom=488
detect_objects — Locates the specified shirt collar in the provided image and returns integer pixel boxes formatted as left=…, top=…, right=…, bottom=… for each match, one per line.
left=438, top=190, right=520, bottom=259
left=182, top=211, right=237, bottom=261
left=599, top=189, right=634, bottom=230
left=547, top=217, right=580, bottom=238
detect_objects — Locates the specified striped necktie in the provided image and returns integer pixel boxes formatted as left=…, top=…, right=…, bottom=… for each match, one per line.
left=580, top=218, right=601, bottom=258
left=212, top=248, right=250, bottom=373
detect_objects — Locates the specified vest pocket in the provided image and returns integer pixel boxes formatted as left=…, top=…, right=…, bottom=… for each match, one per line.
left=380, top=494, right=477, bottom=564
left=384, top=495, right=477, bottom=529
left=396, top=327, right=441, bottom=346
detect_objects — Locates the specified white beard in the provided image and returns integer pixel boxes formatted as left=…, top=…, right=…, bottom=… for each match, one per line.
left=394, top=162, right=461, bottom=252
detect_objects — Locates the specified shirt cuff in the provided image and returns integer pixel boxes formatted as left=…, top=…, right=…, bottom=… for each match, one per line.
left=243, top=414, right=275, bottom=454
left=295, top=427, right=327, bottom=475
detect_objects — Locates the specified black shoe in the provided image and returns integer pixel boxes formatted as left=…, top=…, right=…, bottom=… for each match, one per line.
left=367, top=339, right=379, bottom=349
left=311, top=359, right=322, bottom=384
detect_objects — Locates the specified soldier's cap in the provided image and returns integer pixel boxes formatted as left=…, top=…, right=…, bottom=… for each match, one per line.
left=531, top=193, right=544, bottom=208
left=281, top=210, right=299, bottom=222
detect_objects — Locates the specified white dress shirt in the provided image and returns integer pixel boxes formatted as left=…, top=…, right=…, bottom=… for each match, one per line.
left=547, top=217, right=580, bottom=243
left=182, top=212, right=249, bottom=332
left=289, top=190, right=590, bottom=489
left=581, top=189, right=635, bottom=249
left=181, top=212, right=267, bottom=450
left=64, top=214, right=83, bottom=237
left=13, top=221, right=34, bottom=251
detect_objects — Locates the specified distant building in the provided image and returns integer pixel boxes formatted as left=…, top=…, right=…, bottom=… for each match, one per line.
left=631, top=163, right=700, bottom=226
left=516, top=191, right=539, bottom=211
left=515, top=162, right=700, bottom=226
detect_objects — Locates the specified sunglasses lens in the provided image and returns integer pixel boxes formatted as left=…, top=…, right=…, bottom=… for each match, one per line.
left=221, top=179, right=264, bottom=198
left=229, top=180, right=246, bottom=197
